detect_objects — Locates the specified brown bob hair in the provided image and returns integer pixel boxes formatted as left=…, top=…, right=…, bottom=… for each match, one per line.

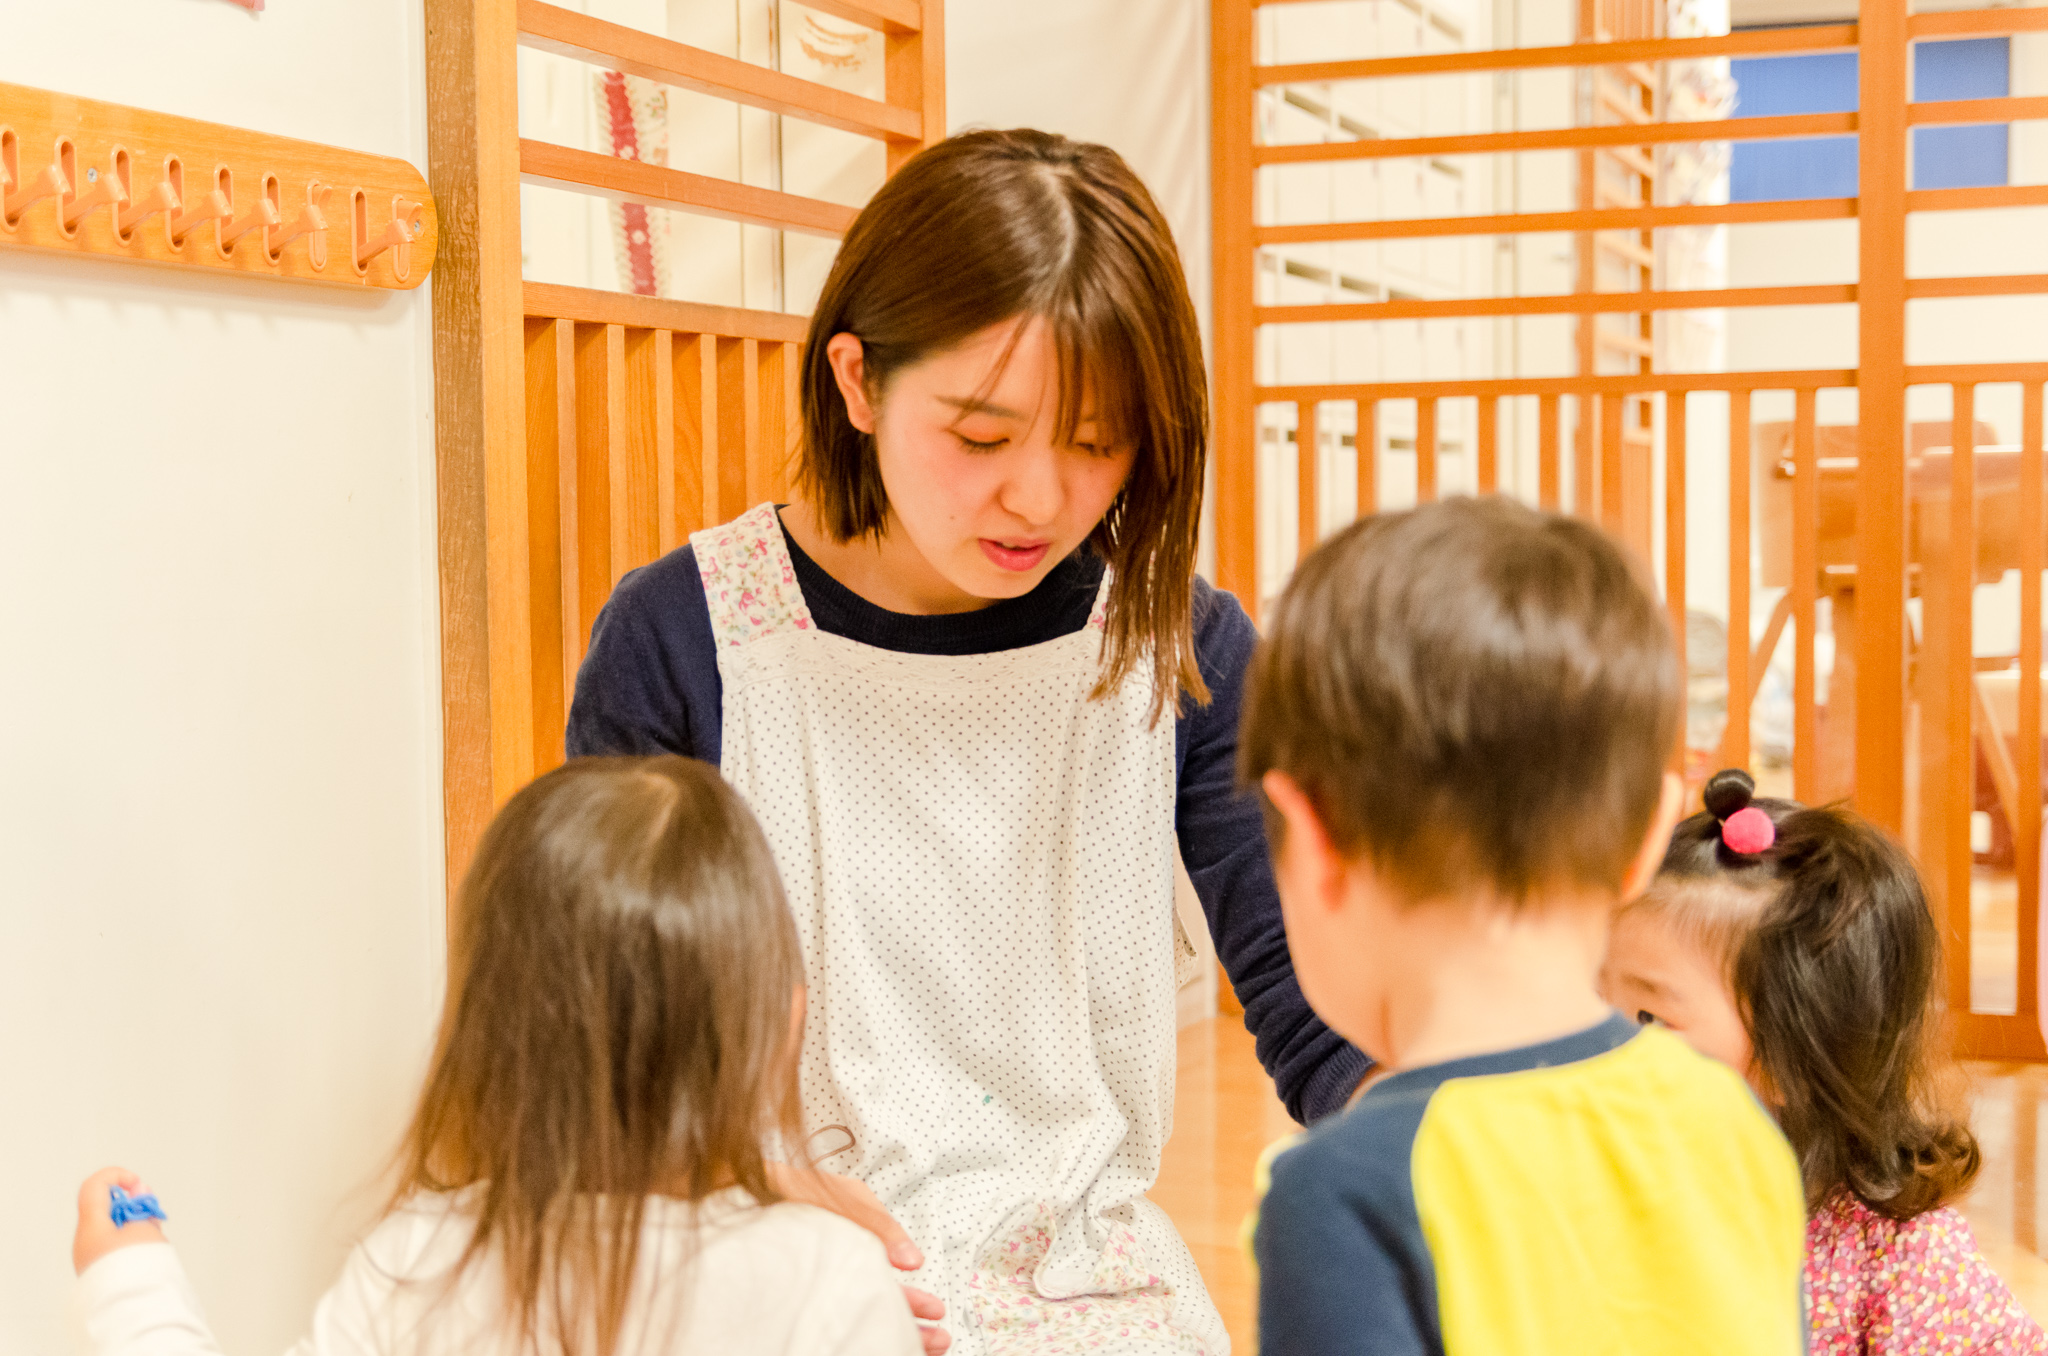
left=1239, top=495, right=1681, bottom=902
left=389, top=756, right=806, bottom=1356
left=798, top=127, right=1210, bottom=723
left=1638, top=768, right=1979, bottom=1219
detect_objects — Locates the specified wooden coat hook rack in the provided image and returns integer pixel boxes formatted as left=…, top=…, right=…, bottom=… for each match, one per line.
left=0, top=82, right=436, bottom=290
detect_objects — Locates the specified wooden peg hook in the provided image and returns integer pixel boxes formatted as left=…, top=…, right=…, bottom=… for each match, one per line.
left=266, top=175, right=327, bottom=268
left=165, top=159, right=229, bottom=247
left=213, top=167, right=276, bottom=254
left=351, top=189, right=421, bottom=278
left=58, top=139, right=125, bottom=235
left=115, top=148, right=180, bottom=239
left=3, top=130, right=68, bottom=228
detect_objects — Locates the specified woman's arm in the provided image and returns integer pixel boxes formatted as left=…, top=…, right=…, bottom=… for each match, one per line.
left=1178, top=580, right=1373, bottom=1124
left=564, top=548, right=723, bottom=762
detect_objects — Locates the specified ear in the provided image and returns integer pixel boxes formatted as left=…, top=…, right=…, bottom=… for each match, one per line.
left=825, top=332, right=877, bottom=434
left=1261, top=770, right=1351, bottom=915
left=1619, top=771, right=1686, bottom=902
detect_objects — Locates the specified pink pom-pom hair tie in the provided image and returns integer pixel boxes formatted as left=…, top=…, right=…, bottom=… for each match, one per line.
left=1722, top=806, right=1776, bottom=855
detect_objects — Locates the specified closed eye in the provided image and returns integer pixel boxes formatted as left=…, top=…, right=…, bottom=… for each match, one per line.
left=955, top=434, right=1007, bottom=454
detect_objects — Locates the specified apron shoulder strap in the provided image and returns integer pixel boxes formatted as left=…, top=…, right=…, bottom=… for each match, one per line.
left=691, top=502, right=815, bottom=649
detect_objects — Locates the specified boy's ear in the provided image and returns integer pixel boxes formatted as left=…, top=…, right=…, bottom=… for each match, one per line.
left=1619, top=771, right=1686, bottom=902
left=1260, top=770, right=1350, bottom=913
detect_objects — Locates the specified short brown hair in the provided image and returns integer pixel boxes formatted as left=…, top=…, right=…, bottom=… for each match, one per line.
left=1644, top=769, right=1979, bottom=1218
left=798, top=128, right=1210, bottom=723
left=390, top=756, right=805, bottom=1356
left=1239, top=496, right=1680, bottom=901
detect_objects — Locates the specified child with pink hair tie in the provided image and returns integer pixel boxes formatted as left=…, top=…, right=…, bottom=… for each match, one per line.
left=1603, top=767, right=2046, bottom=1355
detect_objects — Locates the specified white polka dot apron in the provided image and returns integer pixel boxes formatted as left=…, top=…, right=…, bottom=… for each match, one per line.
left=696, top=505, right=1224, bottom=1356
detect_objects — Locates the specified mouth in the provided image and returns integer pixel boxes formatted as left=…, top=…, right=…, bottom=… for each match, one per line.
left=979, top=538, right=1052, bottom=573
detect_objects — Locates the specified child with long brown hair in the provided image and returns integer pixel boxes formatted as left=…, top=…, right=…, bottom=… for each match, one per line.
left=1603, top=767, right=2047, bottom=1355
left=70, top=756, right=921, bottom=1356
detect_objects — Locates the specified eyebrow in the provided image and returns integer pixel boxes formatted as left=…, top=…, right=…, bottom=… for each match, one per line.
left=1618, top=972, right=1673, bottom=998
left=938, top=395, right=1029, bottom=421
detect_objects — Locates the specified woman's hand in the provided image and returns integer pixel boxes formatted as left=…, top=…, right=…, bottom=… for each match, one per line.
left=74, top=1167, right=167, bottom=1275
left=766, top=1164, right=950, bottom=1355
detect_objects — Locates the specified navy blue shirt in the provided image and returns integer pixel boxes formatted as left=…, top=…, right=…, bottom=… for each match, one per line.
left=565, top=518, right=1371, bottom=1123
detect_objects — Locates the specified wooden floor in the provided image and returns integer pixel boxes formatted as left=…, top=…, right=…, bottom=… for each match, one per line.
left=1156, top=1017, right=2048, bottom=1354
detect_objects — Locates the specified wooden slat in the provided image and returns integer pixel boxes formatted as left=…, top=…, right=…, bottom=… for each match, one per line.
left=1477, top=395, right=1498, bottom=494
left=520, top=139, right=857, bottom=237
left=1296, top=401, right=1317, bottom=563
left=1906, top=274, right=2048, bottom=301
left=619, top=327, right=668, bottom=578
left=1856, top=0, right=1911, bottom=835
left=1907, top=363, right=2048, bottom=385
left=1945, top=386, right=1980, bottom=1012
left=1909, top=184, right=2048, bottom=213
left=1666, top=392, right=1688, bottom=685
left=1257, top=283, right=1856, bottom=324
left=716, top=337, right=760, bottom=525
left=756, top=341, right=798, bottom=505
left=885, top=0, right=945, bottom=173
left=1416, top=398, right=1438, bottom=504
left=1727, top=390, right=1752, bottom=772
left=1601, top=393, right=1626, bottom=534
left=427, top=0, right=528, bottom=900
left=1910, top=7, right=2048, bottom=38
left=1252, top=23, right=1856, bottom=83
left=1357, top=399, right=1377, bottom=519
left=523, top=317, right=573, bottom=776
left=524, top=281, right=808, bottom=343
left=1212, top=0, right=1257, bottom=611
left=1538, top=393, right=1561, bottom=510
left=1252, top=113, right=1858, bottom=166
left=1253, top=198, right=1861, bottom=247
left=1792, top=389, right=1819, bottom=802
left=673, top=333, right=715, bottom=541
left=573, top=323, right=623, bottom=658
left=2020, top=380, right=2045, bottom=1027
left=1259, top=369, right=1859, bottom=402
left=517, top=2, right=921, bottom=142
left=804, top=0, right=922, bottom=35
left=549, top=321, right=581, bottom=746
left=1907, top=95, right=2048, bottom=127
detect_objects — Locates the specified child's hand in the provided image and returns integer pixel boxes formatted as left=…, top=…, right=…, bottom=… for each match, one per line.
left=74, top=1167, right=167, bottom=1275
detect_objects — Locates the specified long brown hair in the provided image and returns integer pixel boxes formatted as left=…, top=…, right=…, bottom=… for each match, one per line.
left=798, top=127, right=1210, bottom=724
left=1647, top=768, right=1979, bottom=1218
left=390, top=756, right=805, bottom=1356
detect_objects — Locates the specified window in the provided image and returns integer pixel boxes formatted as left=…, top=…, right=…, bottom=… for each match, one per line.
left=1727, top=38, right=2009, bottom=202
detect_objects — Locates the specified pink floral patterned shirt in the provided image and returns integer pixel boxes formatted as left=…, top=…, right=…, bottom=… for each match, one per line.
left=1807, top=1193, right=2047, bottom=1354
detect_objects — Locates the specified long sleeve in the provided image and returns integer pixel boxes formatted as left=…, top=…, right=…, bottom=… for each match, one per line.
left=1863, top=1208, right=2048, bottom=1355
left=564, top=547, right=723, bottom=763
left=1178, top=579, right=1373, bottom=1123
left=74, top=1240, right=396, bottom=1356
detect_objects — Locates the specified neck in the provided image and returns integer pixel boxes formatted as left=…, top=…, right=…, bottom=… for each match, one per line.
left=781, top=498, right=993, bottom=615
left=1366, top=890, right=1616, bottom=1072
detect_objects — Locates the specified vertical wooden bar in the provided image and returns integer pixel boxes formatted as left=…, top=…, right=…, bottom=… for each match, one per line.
left=620, top=328, right=669, bottom=577
left=1296, top=400, right=1317, bottom=562
left=522, top=317, right=571, bottom=776
left=1727, top=389, right=1753, bottom=771
left=426, top=0, right=526, bottom=894
left=1601, top=390, right=1626, bottom=533
left=1945, top=387, right=1979, bottom=1013
left=1792, top=388, right=1820, bottom=801
left=673, top=332, right=714, bottom=541
left=1416, top=398, right=1438, bottom=503
left=1211, top=0, right=1257, bottom=611
left=1539, top=393, right=1561, bottom=510
left=2021, top=380, right=2043, bottom=1038
left=1574, top=395, right=1598, bottom=519
left=716, top=336, right=760, bottom=525
left=755, top=341, right=796, bottom=506
left=885, top=0, right=945, bottom=174
left=1666, top=391, right=1688, bottom=685
left=1357, top=399, right=1377, bottom=519
left=1477, top=395, right=1498, bottom=494
left=572, top=323, right=622, bottom=660
left=1855, top=0, right=1911, bottom=833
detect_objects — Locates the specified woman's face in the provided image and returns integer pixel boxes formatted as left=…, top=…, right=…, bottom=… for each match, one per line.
left=1601, top=907, right=1759, bottom=1088
left=827, top=316, right=1136, bottom=609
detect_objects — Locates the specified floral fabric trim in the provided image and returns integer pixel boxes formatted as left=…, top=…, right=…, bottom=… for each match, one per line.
left=967, top=1204, right=1205, bottom=1354
left=693, top=503, right=814, bottom=649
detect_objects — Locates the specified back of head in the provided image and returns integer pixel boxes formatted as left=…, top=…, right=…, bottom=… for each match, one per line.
left=1240, top=495, right=1680, bottom=901
left=394, top=756, right=804, bottom=1356
left=1648, top=769, right=1979, bottom=1217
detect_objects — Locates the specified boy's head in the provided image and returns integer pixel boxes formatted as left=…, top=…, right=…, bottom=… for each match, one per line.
left=1241, top=498, right=1684, bottom=1051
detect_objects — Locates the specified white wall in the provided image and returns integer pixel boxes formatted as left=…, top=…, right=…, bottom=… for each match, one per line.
left=0, top=5, right=445, bottom=1354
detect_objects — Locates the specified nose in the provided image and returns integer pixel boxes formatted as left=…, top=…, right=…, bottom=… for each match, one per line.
left=998, top=442, right=1063, bottom=529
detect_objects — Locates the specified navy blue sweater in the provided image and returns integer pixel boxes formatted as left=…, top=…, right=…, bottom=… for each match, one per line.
left=565, top=522, right=1370, bottom=1124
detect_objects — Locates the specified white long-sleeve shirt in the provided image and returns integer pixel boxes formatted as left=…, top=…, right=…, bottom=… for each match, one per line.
left=73, top=1188, right=922, bottom=1356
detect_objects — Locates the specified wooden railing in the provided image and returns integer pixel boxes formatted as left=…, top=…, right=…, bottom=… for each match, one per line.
left=1212, top=0, right=2048, bottom=1055
left=427, top=0, right=944, bottom=888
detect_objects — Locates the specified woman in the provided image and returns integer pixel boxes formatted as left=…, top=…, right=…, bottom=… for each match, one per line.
left=568, top=129, right=1366, bottom=1356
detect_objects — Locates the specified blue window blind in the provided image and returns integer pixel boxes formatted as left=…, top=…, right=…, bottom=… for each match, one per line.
left=1727, top=38, right=2008, bottom=202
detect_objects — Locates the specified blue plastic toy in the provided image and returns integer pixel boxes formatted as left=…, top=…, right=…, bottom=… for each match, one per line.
left=108, top=1185, right=167, bottom=1228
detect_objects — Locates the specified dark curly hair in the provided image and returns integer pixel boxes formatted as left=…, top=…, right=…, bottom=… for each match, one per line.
left=1644, top=768, right=1979, bottom=1220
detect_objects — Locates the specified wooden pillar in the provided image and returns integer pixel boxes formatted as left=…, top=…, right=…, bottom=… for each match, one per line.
left=426, top=0, right=529, bottom=902
left=886, top=0, right=945, bottom=173
left=1854, top=0, right=1910, bottom=832
left=1212, top=0, right=1257, bottom=611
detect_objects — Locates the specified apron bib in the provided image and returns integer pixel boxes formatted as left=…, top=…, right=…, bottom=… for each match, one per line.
left=696, top=505, right=1222, bottom=1356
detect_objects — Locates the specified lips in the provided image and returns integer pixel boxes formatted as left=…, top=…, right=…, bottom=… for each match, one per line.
left=980, top=538, right=1051, bottom=572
